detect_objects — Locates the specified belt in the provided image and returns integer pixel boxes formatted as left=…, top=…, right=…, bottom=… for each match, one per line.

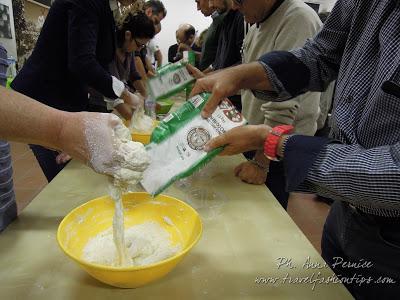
left=347, top=203, right=400, bottom=224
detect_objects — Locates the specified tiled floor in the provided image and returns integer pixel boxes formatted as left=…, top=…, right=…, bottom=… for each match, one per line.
left=9, top=142, right=330, bottom=254
left=288, top=193, right=330, bottom=254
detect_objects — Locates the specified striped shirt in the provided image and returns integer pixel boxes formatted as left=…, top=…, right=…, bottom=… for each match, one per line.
left=0, top=141, right=17, bottom=231
left=0, top=45, right=17, bottom=231
left=257, top=0, right=400, bottom=217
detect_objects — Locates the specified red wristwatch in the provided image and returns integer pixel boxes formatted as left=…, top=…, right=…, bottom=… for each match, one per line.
left=264, top=125, right=294, bottom=161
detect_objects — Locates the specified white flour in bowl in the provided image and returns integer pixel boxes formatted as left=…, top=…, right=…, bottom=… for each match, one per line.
left=83, top=221, right=181, bottom=267
left=129, top=107, right=154, bottom=133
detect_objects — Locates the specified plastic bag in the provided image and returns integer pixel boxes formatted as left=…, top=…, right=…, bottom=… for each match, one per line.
left=140, top=93, right=246, bottom=195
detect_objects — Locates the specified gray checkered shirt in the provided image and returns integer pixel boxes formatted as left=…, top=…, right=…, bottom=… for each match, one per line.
left=256, top=0, right=400, bottom=217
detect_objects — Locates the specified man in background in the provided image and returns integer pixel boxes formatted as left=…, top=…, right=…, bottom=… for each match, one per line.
left=208, top=0, right=244, bottom=110
left=195, top=0, right=225, bottom=71
left=144, top=0, right=166, bottom=71
left=135, top=0, right=167, bottom=79
left=169, top=24, right=202, bottom=66
left=232, top=0, right=323, bottom=209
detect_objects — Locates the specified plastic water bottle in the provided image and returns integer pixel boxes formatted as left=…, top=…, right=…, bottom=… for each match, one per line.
left=7, top=56, right=16, bottom=77
left=145, top=97, right=157, bottom=120
left=183, top=51, right=196, bottom=66
left=6, top=56, right=16, bottom=89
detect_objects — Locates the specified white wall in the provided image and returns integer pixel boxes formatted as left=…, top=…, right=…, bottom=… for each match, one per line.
left=157, top=0, right=338, bottom=65
left=0, top=0, right=17, bottom=59
left=156, top=0, right=212, bottom=65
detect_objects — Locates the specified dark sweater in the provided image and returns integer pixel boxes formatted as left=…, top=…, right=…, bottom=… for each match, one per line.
left=212, top=10, right=244, bottom=70
left=12, top=0, right=118, bottom=112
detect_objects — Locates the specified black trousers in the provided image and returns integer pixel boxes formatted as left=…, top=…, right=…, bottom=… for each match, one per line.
left=243, top=152, right=289, bottom=209
left=322, top=200, right=400, bottom=299
left=29, top=145, right=69, bottom=182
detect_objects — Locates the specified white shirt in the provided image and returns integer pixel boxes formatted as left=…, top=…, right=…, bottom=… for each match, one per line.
left=147, top=39, right=160, bottom=66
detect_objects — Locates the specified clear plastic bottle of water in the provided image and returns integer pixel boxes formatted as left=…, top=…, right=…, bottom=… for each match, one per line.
left=145, top=97, right=157, bottom=120
left=7, top=56, right=16, bottom=78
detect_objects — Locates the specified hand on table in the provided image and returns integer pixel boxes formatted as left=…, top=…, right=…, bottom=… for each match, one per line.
left=234, top=161, right=267, bottom=185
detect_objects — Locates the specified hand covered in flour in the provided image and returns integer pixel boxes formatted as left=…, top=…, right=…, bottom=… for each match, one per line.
left=58, top=112, right=150, bottom=182
left=115, top=90, right=145, bottom=120
left=122, top=90, right=144, bottom=110
left=234, top=161, right=267, bottom=185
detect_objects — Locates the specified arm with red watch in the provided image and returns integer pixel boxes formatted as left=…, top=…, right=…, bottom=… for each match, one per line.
left=203, top=124, right=293, bottom=157
left=264, top=125, right=294, bottom=160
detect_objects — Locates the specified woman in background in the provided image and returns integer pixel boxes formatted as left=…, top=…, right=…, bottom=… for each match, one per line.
left=11, top=0, right=143, bottom=182
left=106, top=12, right=156, bottom=119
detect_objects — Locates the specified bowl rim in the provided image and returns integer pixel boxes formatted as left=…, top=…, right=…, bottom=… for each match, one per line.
left=57, top=192, right=203, bottom=272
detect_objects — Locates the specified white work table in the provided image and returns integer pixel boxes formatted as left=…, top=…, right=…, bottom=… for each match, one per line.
left=0, top=156, right=352, bottom=299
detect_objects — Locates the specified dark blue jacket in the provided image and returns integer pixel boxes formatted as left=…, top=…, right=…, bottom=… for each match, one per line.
left=12, top=0, right=118, bottom=112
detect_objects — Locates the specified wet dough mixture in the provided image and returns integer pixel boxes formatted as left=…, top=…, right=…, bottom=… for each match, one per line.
left=83, top=221, right=181, bottom=267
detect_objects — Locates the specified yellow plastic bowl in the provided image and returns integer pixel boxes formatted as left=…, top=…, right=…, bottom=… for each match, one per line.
left=57, top=192, right=202, bottom=288
left=124, top=120, right=159, bottom=145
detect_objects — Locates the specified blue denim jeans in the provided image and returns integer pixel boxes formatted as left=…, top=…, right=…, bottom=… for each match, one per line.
left=322, top=200, right=400, bottom=299
left=29, top=145, right=69, bottom=182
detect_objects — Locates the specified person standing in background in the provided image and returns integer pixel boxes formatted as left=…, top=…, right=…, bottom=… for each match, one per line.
left=208, top=0, right=244, bottom=111
left=191, top=1, right=400, bottom=297
left=168, top=30, right=181, bottom=63
left=106, top=12, right=156, bottom=119
left=135, top=0, right=167, bottom=79
left=195, top=0, right=226, bottom=72
left=11, top=0, right=143, bottom=182
left=170, top=24, right=202, bottom=67
left=234, top=0, right=323, bottom=209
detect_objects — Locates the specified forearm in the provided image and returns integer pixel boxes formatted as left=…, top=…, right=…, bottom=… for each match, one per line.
left=133, top=80, right=147, bottom=98
left=0, top=87, right=67, bottom=149
left=145, top=57, right=154, bottom=74
left=233, top=62, right=272, bottom=91
left=135, top=57, right=148, bottom=81
left=155, top=51, right=162, bottom=68
left=203, top=66, right=213, bottom=74
left=114, top=103, right=133, bottom=121
left=254, top=150, right=270, bottom=168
